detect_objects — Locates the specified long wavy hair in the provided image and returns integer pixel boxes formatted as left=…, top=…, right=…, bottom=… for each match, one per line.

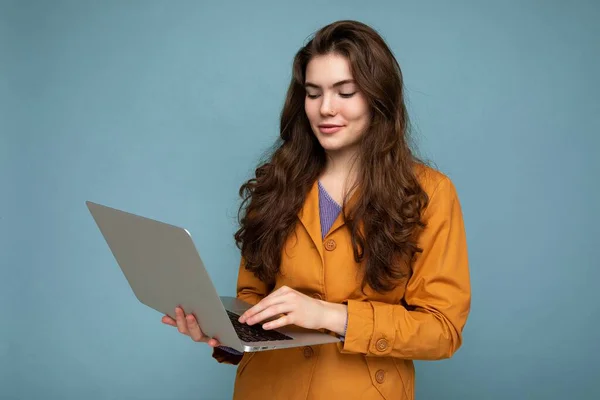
left=234, top=20, right=429, bottom=293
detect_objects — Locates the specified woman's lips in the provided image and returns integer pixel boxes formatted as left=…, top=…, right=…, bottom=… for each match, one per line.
left=318, top=125, right=343, bottom=134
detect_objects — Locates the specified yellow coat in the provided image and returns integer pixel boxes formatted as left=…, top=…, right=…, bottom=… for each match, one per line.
left=213, top=165, right=471, bottom=400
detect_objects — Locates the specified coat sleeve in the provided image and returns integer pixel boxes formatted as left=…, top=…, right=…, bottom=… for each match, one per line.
left=212, top=256, right=270, bottom=364
left=339, top=176, right=471, bottom=360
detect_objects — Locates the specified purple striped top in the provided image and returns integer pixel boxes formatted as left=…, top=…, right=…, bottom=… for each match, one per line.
left=318, top=181, right=342, bottom=237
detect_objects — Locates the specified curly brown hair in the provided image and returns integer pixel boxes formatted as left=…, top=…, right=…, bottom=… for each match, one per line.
left=234, top=20, right=429, bottom=293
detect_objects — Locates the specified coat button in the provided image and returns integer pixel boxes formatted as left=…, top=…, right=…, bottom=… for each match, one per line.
left=324, top=239, right=337, bottom=251
left=375, top=369, right=385, bottom=384
left=312, top=293, right=323, bottom=300
left=303, top=346, right=314, bottom=358
left=376, top=338, right=388, bottom=352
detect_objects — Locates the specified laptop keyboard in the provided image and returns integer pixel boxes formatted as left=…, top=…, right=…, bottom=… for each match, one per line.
left=226, top=310, right=293, bottom=342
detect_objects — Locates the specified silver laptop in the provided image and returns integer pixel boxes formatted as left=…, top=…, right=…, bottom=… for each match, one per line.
left=86, top=201, right=340, bottom=353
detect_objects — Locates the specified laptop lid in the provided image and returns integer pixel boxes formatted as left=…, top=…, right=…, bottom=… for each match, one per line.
left=85, top=201, right=243, bottom=351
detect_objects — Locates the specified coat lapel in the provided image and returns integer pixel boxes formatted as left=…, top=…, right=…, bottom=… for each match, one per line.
left=297, top=180, right=324, bottom=263
left=324, top=184, right=361, bottom=238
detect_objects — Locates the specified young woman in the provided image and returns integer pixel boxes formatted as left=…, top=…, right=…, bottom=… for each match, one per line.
left=162, top=20, right=471, bottom=400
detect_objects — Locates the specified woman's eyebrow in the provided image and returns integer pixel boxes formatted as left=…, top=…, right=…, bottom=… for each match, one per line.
left=304, top=79, right=356, bottom=89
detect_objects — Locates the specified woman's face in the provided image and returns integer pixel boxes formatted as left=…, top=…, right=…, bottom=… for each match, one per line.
left=304, top=53, right=371, bottom=156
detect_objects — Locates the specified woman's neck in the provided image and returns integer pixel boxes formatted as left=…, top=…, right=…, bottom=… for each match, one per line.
left=319, top=148, right=360, bottom=200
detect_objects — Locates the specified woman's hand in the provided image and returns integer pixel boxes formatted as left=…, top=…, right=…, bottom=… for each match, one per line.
left=238, top=286, right=348, bottom=336
left=161, top=306, right=221, bottom=347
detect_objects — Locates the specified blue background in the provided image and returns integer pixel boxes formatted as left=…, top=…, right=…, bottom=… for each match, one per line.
left=1, top=0, right=599, bottom=399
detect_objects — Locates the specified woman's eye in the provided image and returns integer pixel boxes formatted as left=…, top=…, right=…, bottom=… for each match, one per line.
left=306, top=92, right=356, bottom=99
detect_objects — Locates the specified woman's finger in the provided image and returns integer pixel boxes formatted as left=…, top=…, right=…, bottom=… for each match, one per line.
left=262, top=314, right=291, bottom=330
left=246, top=302, right=293, bottom=326
left=241, top=286, right=290, bottom=320
left=186, top=314, right=206, bottom=342
left=162, top=315, right=177, bottom=326
left=240, top=294, right=289, bottom=323
left=175, top=307, right=189, bottom=335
